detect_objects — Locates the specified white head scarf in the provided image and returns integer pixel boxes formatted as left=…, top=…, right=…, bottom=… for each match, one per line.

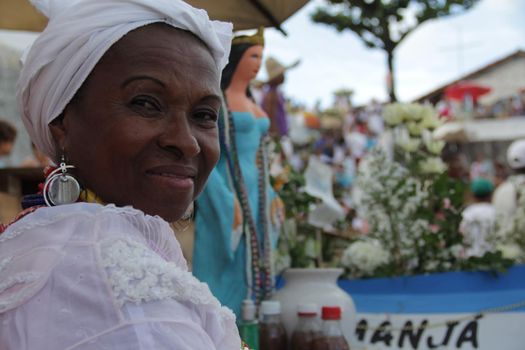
left=17, top=0, right=233, bottom=160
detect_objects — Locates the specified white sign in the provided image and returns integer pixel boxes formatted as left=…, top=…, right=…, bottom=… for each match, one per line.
left=303, top=156, right=345, bottom=228
left=350, top=312, right=525, bottom=350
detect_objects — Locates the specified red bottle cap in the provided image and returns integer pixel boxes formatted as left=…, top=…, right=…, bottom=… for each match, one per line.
left=321, top=306, right=342, bottom=320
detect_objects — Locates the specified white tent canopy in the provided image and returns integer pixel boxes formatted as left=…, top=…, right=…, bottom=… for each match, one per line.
left=433, top=117, right=525, bottom=143
left=0, top=0, right=309, bottom=33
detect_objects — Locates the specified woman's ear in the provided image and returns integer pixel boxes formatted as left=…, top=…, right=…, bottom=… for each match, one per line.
left=48, top=113, right=67, bottom=151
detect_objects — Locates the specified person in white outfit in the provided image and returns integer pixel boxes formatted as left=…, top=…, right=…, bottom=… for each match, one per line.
left=461, top=178, right=496, bottom=257
left=0, top=1, right=243, bottom=349
left=492, top=139, right=525, bottom=218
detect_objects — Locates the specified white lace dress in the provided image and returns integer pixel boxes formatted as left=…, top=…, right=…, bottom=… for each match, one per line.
left=0, top=203, right=240, bottom=350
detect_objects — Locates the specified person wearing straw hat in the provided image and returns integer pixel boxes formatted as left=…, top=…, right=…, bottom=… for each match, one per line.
left=261, top=56, right=299, bottom=137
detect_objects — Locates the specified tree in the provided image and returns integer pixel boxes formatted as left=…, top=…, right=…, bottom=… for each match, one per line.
left=311, top=0, right=480, bottom=102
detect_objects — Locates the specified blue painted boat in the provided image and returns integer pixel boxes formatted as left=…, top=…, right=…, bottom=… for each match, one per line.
left=337, top=264, right=525, bottom=350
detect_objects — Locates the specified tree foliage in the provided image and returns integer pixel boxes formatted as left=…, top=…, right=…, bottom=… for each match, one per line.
left=311, top=0, right=480, bottom=101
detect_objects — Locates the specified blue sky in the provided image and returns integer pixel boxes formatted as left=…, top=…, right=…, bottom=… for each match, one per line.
left=1, top=0, right=524, bottom=108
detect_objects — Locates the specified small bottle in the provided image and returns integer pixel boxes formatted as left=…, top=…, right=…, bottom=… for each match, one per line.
left=312, top=306, right=350, bottom=350
left=259, top=300, right=287, bottom=350
left=238, top=299, right=259, bottom=350
left=291, top=303, right=322, bottom=350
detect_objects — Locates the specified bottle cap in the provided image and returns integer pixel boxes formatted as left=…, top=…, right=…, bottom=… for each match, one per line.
left=321, top=306, right=342, bottom=320
left=260, top=300, right=281, bottom=315
left=297, top=303, right=318, bottom=317
left=242, top=299, right=256, bottom=321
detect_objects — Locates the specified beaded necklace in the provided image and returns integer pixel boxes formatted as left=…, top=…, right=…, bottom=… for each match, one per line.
left=218, top=102, right=274, bottom=306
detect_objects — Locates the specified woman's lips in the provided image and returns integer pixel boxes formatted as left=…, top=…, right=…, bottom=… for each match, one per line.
left=145, top=166, right=196, bottom=190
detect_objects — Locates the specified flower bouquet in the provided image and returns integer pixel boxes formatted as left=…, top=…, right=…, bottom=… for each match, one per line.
left=341, top=103, right=514, bottom=278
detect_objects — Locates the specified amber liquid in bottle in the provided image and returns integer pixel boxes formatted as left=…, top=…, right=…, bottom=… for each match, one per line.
left=312, top=335, right=350, bottom=350
left=259, top=318, right=287, bottom=350
left=291, top=313, right=321, bottom=350
left=314, top=306, right=350, bottom=350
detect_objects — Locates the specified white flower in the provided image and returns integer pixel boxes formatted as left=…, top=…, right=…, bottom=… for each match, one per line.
left=449, top=244, right=466, bottom=259
left=407, top=121, right=423, bottom=136
left=399, top=103, right=423, bottom=121
left=418, top=157, right=447, bottom=174
left=304, top=237, right=318, bottom=258
left=496, top=243, right=523, bottom=260
left=341, top=239, right=390, bottom=276
left=419, top=107, right=442, bottom=130
left=424, top=139, right=446, bottom=155
left=274, top=253, right=291, bottom=275
left=424, top=260, right=439, bottom=271
left=383, top=105, right=404, bottom=126
left=383, top=103, right=440, bottom=130
left=396, top=138, right=420, bottom=153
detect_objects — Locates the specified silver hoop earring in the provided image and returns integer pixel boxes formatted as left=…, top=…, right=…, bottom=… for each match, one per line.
left=43, top=155, right=81, bottom=206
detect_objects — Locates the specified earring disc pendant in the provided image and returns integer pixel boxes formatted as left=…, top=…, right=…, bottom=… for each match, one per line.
left=47, top=174, right=81, bottom=205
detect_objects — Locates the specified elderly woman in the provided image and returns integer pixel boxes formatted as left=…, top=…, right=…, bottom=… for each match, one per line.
left=0, top=0, right=242, bottom=349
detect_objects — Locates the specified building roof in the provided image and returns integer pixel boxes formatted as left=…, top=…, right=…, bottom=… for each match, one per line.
left=414, top=49, right=525, bottom=104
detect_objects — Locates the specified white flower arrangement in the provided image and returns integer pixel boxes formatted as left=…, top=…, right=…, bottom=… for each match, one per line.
left=383, top=103, right=442, bottom=130
left=418, top=157, right=448, bottom=174
left=341, top=239, right=390, bottom=277
left=396, top=137, right=421, bottom=153
left=353, top=150, right=431, bottom=275
left=495, top=243, right=524, bottom=261
left=382, top=103, right=448, bottom=176
left=341, top=103, right=513, bottom=278
left=424, top=139, right=446, bottom=155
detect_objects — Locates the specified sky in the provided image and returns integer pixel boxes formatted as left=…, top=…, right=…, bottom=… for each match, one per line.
left=0, top=0, right=524, bottom=109
left=259, top=0, right=525, bottom=108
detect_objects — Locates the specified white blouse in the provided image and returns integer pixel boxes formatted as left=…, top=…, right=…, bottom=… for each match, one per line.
left=0, top=203, right=240, bottom=350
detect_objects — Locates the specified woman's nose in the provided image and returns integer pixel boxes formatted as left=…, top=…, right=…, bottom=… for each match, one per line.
left=157, top=116, right=201, bottom=158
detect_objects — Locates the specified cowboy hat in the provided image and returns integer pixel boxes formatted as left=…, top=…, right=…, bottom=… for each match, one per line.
left=264, top=56, right=300, bottom=83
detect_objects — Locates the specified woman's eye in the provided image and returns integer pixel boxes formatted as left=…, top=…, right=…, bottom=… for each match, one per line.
left=193, top=110, right=218, bottom=124
left=130, top=96, right=161, bottom=112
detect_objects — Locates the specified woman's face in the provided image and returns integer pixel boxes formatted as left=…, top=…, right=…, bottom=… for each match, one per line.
left=50, top=24, right=221, bottom=222
left=234, top=44, right=263, bottom=82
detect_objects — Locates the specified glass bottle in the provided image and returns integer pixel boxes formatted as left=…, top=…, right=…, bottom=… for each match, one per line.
left=259, top=300, right=287, bottom=350
left=291, top=303, right=322, bottom=350
left=312, top=306, right=350, bottom=350
left=238, top=299, right=259, bottom=350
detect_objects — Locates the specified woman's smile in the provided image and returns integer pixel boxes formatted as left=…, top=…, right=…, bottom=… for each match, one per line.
left=145, top=164, right=196, bottom=190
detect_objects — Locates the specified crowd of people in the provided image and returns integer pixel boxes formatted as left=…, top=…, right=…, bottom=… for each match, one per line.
left=436, top=88, right=525, bottom=120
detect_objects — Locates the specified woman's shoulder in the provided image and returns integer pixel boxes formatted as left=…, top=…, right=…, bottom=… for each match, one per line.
left=2, top=203, right=165, bottom=243
left=8, top=203, right=184, bottom=262
left=0, top=203, right=186, bottom=312
left=0, top=204, right=239, bottom=349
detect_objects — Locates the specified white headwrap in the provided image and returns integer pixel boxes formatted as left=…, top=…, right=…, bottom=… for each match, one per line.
left=17, top=0, right=233, bottom=159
